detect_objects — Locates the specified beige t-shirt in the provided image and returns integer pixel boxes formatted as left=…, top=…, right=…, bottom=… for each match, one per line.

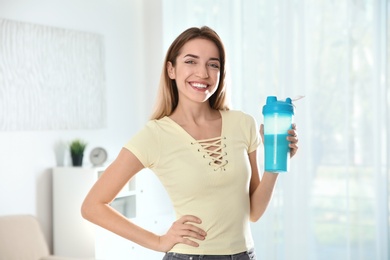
left=124, top=110, right=260, bottom=255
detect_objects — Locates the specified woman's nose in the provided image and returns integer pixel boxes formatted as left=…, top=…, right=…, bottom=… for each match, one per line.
left=196, top=65, right=209, bottom=78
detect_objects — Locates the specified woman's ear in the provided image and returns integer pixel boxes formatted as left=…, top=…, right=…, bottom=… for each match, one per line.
left=167, top=61, right=175, bottom=79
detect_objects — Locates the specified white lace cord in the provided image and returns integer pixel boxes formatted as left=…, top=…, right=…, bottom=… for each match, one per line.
left=291, top=95, right=305, bottom=108
left=192, top=136, right=228, bottom=171
left=292, top=95, right=305, bottom=101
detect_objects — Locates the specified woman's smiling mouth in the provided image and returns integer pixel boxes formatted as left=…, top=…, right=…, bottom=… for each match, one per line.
left=190, top=82, right=208, bottom=90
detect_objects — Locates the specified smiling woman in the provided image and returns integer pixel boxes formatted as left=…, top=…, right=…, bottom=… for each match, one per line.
left=166, top=38, right=221, bottom=105
left=151, top=27, right=229, bottom=120
left=80, top=25, right=299, bottom=260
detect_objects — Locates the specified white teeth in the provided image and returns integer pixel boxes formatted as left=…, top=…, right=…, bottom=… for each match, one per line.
left=191, top=83, right=207, bottom=88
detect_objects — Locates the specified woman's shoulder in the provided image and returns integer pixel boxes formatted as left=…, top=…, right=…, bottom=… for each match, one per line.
left=144, top=116, right=171, bottom=127
left=129, top=117, right=173, bottom=145
left=139, top=116, right=176, bottom=135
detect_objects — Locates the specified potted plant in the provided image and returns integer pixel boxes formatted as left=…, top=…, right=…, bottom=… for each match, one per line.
left=70, top=139, right=87, bottom=166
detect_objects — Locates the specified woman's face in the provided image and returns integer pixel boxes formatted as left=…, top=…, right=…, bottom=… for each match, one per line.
left=167, top=38, right=221, bottom=105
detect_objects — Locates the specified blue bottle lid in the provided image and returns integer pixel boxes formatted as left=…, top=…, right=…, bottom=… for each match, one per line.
left=262, top=96, right=295, bottom=115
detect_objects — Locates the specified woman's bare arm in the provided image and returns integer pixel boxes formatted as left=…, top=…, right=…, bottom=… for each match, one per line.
left=81, top=148, right=206, bottom=252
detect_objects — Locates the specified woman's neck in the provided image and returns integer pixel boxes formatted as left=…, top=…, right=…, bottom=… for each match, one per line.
left=170, top=102, right=219, bottom=125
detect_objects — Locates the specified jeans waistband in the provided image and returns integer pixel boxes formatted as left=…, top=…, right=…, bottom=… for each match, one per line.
left=163, top=248, right=256, bottom=259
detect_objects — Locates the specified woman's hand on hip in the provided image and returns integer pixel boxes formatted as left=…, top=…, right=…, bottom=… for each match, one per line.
left=157, top=215, right=207, bottom=252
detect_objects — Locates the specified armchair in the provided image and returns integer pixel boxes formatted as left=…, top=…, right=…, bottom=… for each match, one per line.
left=0, top=214, right=94, bottom=260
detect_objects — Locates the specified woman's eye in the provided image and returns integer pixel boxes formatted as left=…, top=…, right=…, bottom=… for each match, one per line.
left=209, top=63, right=220, bottom=69
left=185, top=60, right=195, bottom=64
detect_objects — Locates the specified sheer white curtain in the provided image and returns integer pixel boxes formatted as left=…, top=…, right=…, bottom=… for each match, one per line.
left=162, top=0, right=389, bottom=259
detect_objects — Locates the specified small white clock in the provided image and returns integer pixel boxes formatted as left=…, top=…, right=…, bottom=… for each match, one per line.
left=90, top=147, right=108, bottom=167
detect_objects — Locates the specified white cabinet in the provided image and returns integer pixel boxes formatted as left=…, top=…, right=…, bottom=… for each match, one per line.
left=52, top=167, right=174, bottom=260
left=52, top=167, right=102, bottom=258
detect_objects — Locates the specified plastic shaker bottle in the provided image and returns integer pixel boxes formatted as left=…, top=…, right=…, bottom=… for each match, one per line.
left=262, top=96, right=295, bottom=173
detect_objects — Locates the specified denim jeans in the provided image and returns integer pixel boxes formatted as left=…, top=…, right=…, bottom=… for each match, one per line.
left=162, top=248, right=256, bottom=260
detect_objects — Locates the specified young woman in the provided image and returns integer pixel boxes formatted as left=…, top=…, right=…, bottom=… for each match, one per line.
left=81, top=26, right=299, bottom=260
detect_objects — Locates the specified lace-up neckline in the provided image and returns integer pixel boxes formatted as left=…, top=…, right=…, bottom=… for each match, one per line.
left=164, top=112, right=228, bottom=171
left=191, top=136, right=228, bottom=171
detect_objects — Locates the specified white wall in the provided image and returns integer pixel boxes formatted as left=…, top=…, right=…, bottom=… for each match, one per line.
left=0, top=0, right=163, bottom=250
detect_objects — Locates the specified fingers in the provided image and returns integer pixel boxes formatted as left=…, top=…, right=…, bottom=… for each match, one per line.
left=159, top=215, right=207, bottom=251
left=289, top=141, right=299, bottom=158
left=287, top=123, right=299, bottom=158
left=260, top=124, right=265, bottom=143
left=176, top=215, right=207, bottom=242
left=260, top=124, right=264, bottom=135
left=180, top=215, right=202, bottom=225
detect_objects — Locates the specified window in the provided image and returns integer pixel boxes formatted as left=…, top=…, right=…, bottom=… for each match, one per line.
left=163, top=1, right=389, bottom=259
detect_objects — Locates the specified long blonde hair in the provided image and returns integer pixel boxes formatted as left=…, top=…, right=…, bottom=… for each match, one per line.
left=150, top=26, right=230, bottom=120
